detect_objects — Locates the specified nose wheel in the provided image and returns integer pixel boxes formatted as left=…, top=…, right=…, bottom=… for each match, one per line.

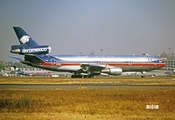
left=141, top=71, right=145, bottom=78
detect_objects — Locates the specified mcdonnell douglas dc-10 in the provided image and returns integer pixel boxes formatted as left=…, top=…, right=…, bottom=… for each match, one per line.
left=10, top=27, right=166, bottom=78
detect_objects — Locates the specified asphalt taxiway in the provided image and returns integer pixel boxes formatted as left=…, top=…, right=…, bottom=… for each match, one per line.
left=0, top=83, right=175, bottom=89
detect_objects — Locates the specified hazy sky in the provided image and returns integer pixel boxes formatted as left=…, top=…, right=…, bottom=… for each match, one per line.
left=0, top=0, right=175, bottom=62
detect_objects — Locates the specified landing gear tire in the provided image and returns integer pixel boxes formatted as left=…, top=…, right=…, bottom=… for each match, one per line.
left=71, top=75, right=94, bottom=78
left=141, top=71, right=145, bottom=78
left=141, top=75, right=145, bottom=78
left=84, top=75, right=93, bottom=78
left=71, top=75, right=82, bottom=78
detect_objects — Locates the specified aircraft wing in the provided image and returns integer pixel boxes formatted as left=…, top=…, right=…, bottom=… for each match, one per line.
left=80, top=63, right=105, bottom=72
left=78, top=63, right=123, bottom=76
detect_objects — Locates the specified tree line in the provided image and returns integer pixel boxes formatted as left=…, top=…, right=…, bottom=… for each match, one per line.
left=0, top=60, right=26, bottom=70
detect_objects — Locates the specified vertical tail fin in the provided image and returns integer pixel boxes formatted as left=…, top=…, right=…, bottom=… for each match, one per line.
left=11, top=27, right=51, bottom=55
left=13, top=27, right=39, bottom=47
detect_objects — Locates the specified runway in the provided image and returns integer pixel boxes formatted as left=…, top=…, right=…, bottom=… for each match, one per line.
left=0, top=83, right=175, bottom=89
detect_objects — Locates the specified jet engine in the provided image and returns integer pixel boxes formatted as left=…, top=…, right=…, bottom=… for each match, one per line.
left=101, top=67, right=122, bottom=75
left=10, top=45, right=51, bottom=55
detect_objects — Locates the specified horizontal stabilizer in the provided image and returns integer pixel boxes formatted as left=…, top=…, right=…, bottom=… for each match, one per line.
left=8, top=55, right=21, bottom=60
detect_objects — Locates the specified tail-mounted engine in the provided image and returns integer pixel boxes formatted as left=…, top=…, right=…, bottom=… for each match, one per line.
left=10, top=45, right=51, bottom=55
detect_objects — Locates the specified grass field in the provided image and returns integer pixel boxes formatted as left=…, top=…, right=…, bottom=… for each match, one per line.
left=0, top=76, right=175, bottom=120
left=0, top=76, right=175, bottom=85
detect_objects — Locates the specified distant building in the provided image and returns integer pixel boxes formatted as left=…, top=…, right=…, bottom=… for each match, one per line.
left=168, top=53, right=175, bottom=60
left=159, top=52, right=175, bottom=71
left=159, top=52, right=168, bottom=61
left=142, top=53, right=150, bottom=56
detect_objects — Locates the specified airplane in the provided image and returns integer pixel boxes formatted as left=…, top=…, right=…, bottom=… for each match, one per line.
left=10, top=27, right=166, bottom=78
left=13, top=66, right=51, bottom=77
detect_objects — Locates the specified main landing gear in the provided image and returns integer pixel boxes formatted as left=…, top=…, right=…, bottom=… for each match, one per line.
left=71, top=75, right=93, bottom=78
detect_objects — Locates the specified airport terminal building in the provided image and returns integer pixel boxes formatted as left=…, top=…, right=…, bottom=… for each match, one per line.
left=159, top=52, right=175, bottom=72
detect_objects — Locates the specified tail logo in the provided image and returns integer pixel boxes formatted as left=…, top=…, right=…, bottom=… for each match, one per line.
left=20, top=35, right=30, bottom=44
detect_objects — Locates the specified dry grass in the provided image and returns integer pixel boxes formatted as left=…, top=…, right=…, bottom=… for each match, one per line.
left=0, top=88, right=175, bottom=119
left=0, top=76, right=175, bottom=119
left=0, top=76, right=175, bottom=85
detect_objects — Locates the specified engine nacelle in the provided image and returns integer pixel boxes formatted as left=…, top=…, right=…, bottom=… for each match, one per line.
left=10, top=45, right=51, bottom=55
left=101, top=67, right=122, bottom=75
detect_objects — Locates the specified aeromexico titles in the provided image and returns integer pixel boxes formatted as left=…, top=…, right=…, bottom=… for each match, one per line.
left=10, top=27, right=166, bottom=78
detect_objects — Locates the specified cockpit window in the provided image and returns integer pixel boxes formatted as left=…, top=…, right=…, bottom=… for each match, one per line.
left=159, top=60, right=164, bottom=63
left=153, top=60, right=164, bottom=63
